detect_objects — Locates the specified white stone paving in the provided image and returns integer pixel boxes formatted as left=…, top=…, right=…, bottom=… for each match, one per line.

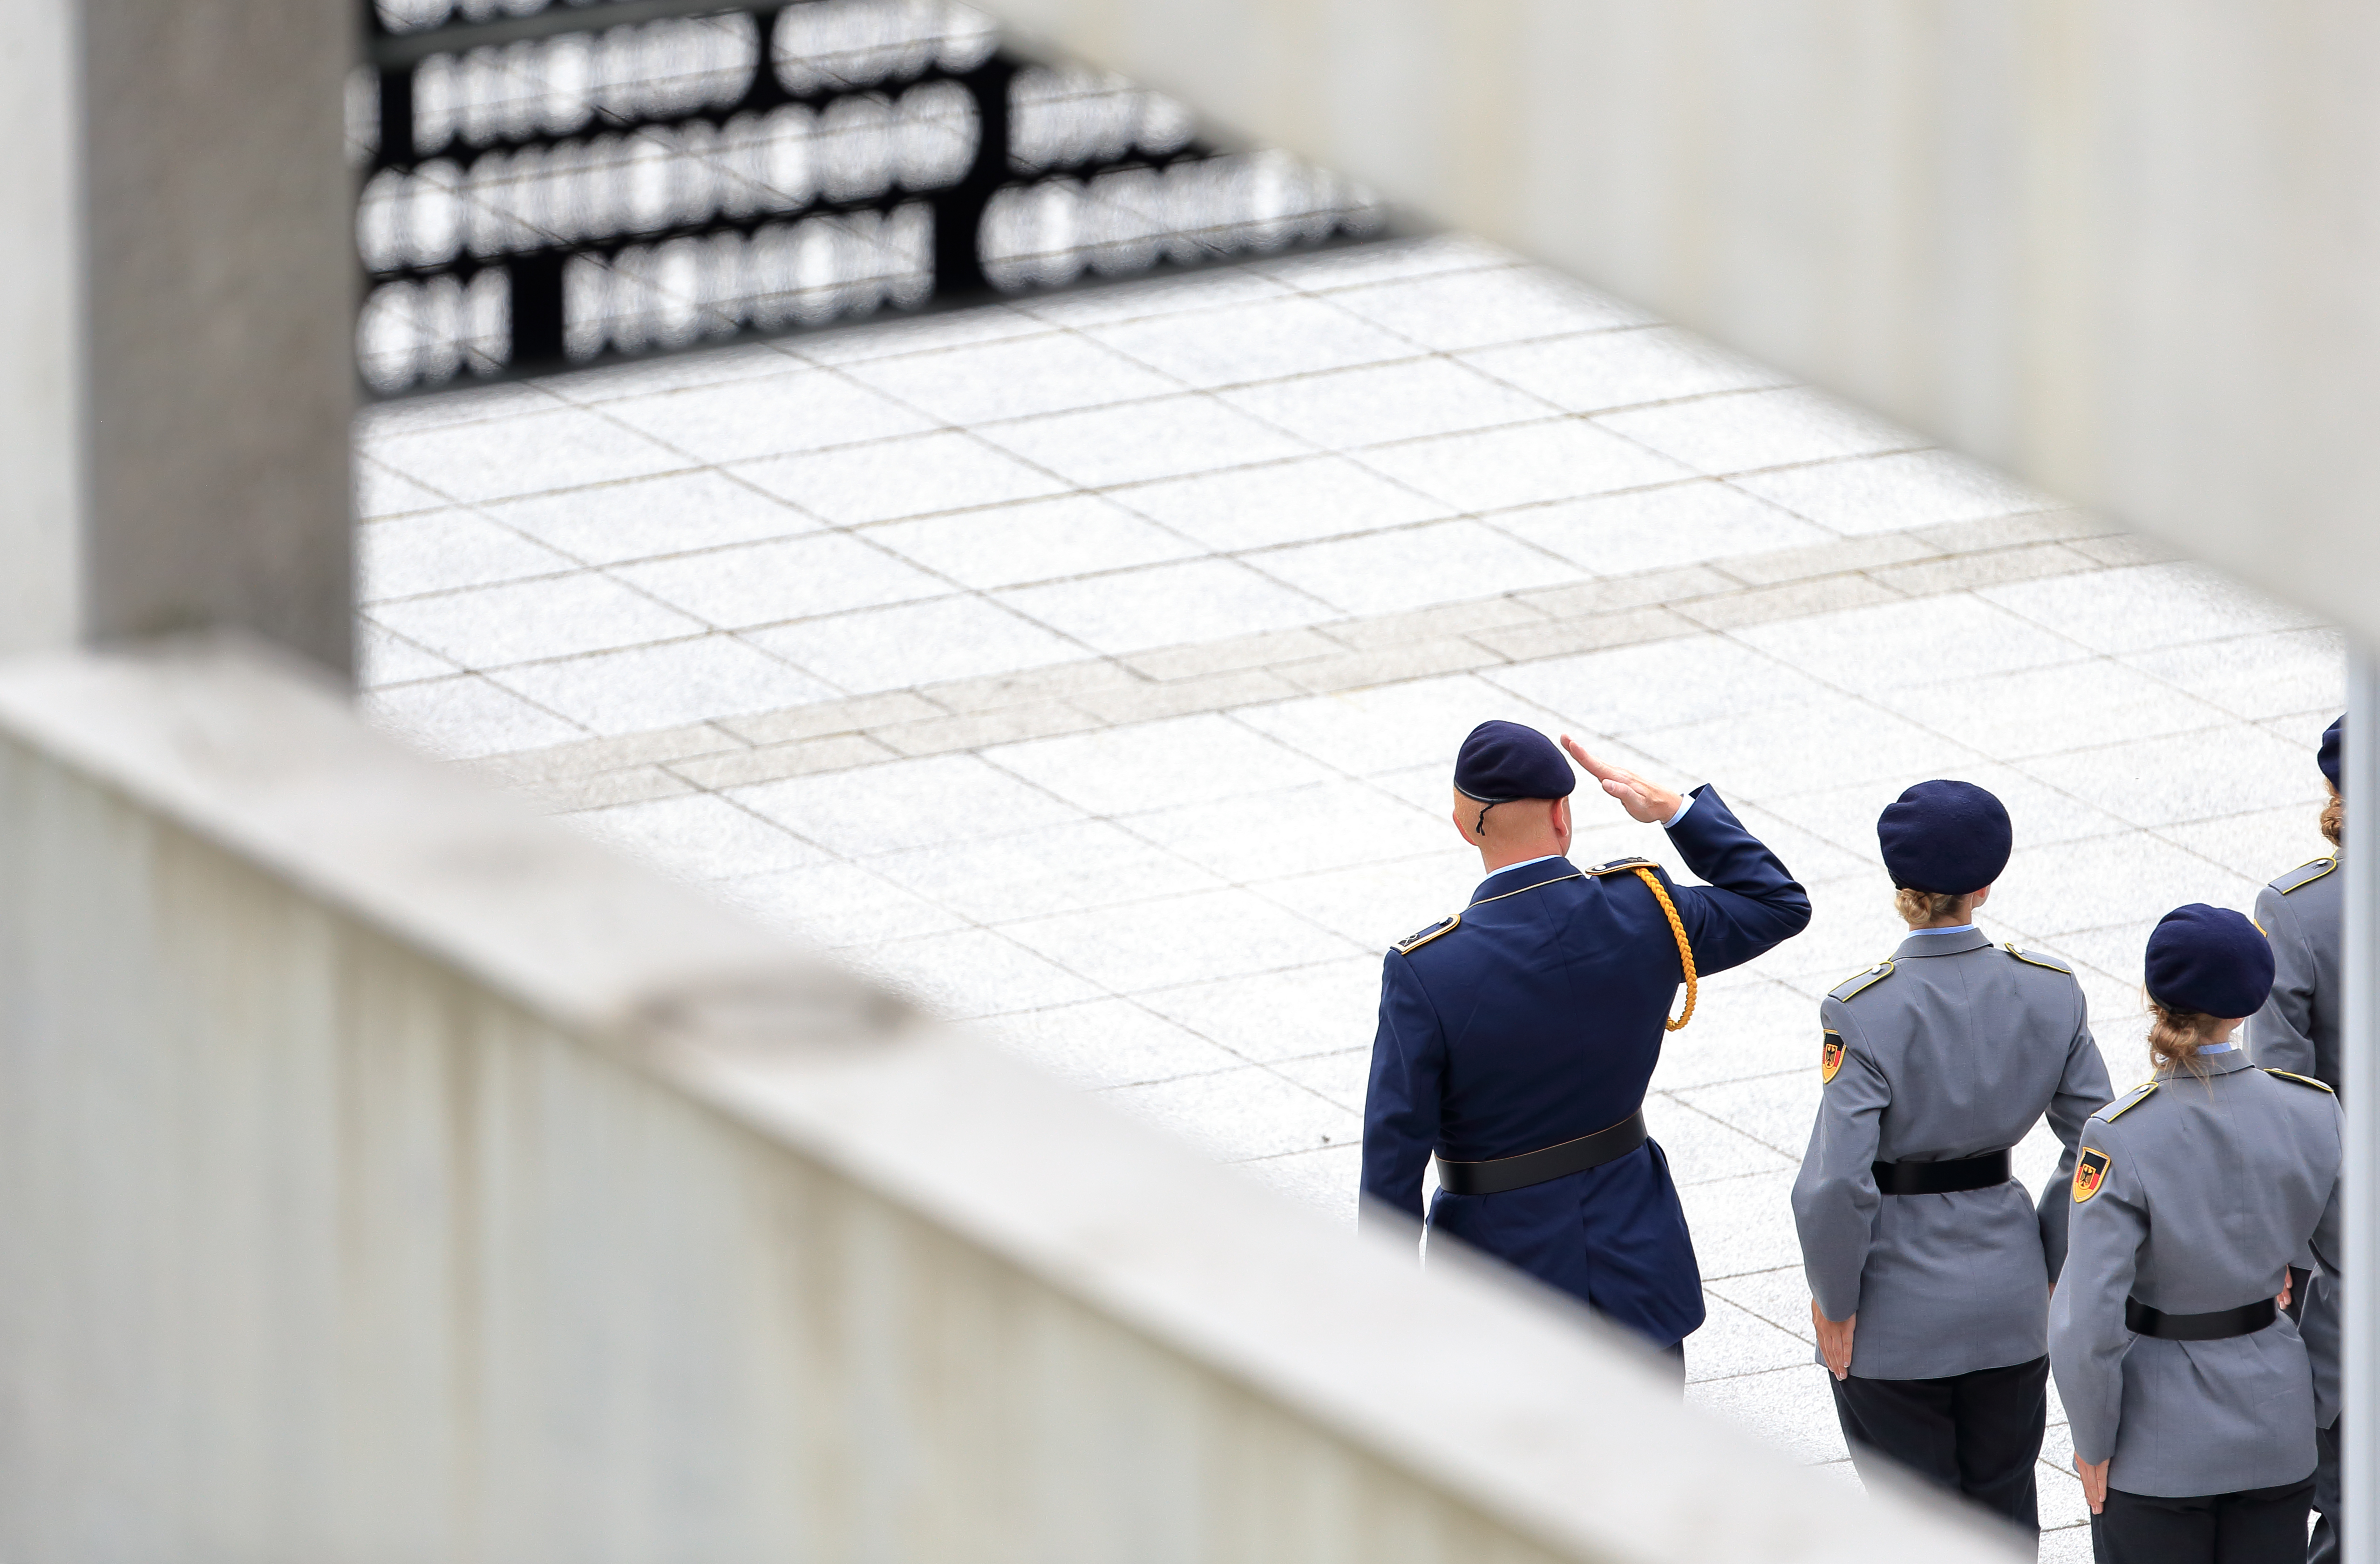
left=357, top=235, right=2343, bottom=1559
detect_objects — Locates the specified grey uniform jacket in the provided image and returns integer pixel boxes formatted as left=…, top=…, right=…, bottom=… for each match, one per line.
left=1791, top=928, right=2112, bottom=1380
left=2250, top=855, right=2342, bottom=1088
left=2047, top=1053, right=2343, bottom=1499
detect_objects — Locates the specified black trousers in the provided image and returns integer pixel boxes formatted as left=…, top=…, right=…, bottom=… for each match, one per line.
left=2090, top=1478, right=2313, bottom=1564
left=2310, top=1419, right=2342, bottom=1564
left=1828, top=1355, right=2046, bottom=1537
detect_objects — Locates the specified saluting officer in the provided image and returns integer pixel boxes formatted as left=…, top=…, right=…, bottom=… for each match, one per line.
left=1360, top=721, right=1810, bottom=1372
left=2051, top=905, right=2343, bottom=1564
left=1790, top=781, right=2112, bottom=1540
left=2247, top=711, right=2346, bottom=1562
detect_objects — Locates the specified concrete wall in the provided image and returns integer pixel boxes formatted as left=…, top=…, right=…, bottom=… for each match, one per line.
left=986, top=0, right=2380, bottom=644
left=0, top=639, right=2011, bottom=1561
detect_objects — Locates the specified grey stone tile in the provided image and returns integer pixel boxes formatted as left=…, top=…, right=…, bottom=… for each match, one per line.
left=720, top=690, right=946, bottom=745
left=984, top=711, right=1336, bottom=815
left=996, top=560, right=1337, bottom=655
left=1067, top=668, right=1309, bottom=724
left=867, top=494, right=1202, bottom=588
left=613, top=534, right=950, bottom=630
left=976, top=394, right=1313, bottom=487
left=783, top=305, right=1055, bottom=363
left=1598, top=388, right=1919, bottom=476
left=1251, top=854, right=1483, bottom=951
left=844, top=928, right=1105, bottom=1018
left=1128, top=778, right=1450, bottom=883
left=1686, top=1295, right=1819, bottom=1384
left=1321, top=598, right=1547, bottom=653
left=1013, top=265, right=1293, bottom=325
left=598, top=366, right=937, bottom=463
left=731, top=752, right=1085, bottom=856
left=1354, top=419, right=1692, bottom=511
left=1993, top=832, right=2261, bottom=939
left=1686, top=1364, right=1847, bottom=1464
left=1673, top=1074, right=1823, bottom=1161
left=870, top=702, right=1108, bottom=757
left=1673, top=574, right=1904, bottom=630
left=360, top=510, right=577, bottom=603
left=1871, top=658, right=2236, bottom=762
left=1492, top=481, right=1831, bottom=577
left=1122, top=628, right=1349, bottom=683
left=1678, top=1167, right=1806, bottom=1278
left=668, top=733, right=899, bottom=789
left=1232, top=674, right=1554, bottom=776
left=713, top=859, right=972, bottom=948
left=1980, top=562, right=2324, bottom=655
left=488, top=636, right=838, bottom=736
left=1916, top=510, right=2119, bottom=552
left=839, top=331, right=1184, bottom=423
left=370, top=572, right=706, bottom=668
left=1252, top=520, right=1583, bottom=616
left=1464, top=606, right=1702, bottom=664
left=1000, top=887, right=1359, bottom=993
left=1734, top=595, right=2094, bottom=696
left=1219, top=359, right=1557, bottom=450
left=476, top=722, right=746, bottom=781
left=481, top=470, right=820, bottom=564
left=1516, top=564, right=1743, bottom=617
left=1646, top=1092, right=1799, bottom=1182
left=2068, top=533, right=2186, bottom=567
left=1866, top=542, right=2101, bottom=597
left=357, top=379, right=566, bottom=436
left=1324, top=266, right=1647, bottom=350
left=367, top=406, right=694, bottom=502
left=2121, top=627, right=2346, bottom=723
left=1098, top=1065, right=1358, bottom=1161
left=1085, top=295, right=1421, bottom=387
left=1649, top=976, right=1822, bottom=1090
left=748, top=596, right=1086, bottom=694
left=1233, top=1143, right=1362, bottom=1229
left=1462, top=325, right=1788, bottom=414
left=870, top=819, right=1223, bottom=923
left=357, top=621, right=458, bottom=687
left=2155, top=806, right=2334, bottom=884
left=1721, top=800, right=1874, bottom=886
left=1111, top=455, right=1453, bottom=551
left=1730, top=448, right=2060, bottom=536
left=1139, top=957, right=1386, bottom=1064
left=1483, top=632, right=1832, bottom=737
left=1716, top=533, right=1939, bottom=588
left=566, top=792, right=828, bottom=880
left=1706, top=1266, right=1822, bottom=1344
left=2018, top=724, right=2322, bottom=829
left=732, top=430, right=1072, bottom=524
left=525, top=765, right=698, bottom=813
left=355, top=456, right=452, bottom=518
left=977, top=999, right=1246, bottom=1090
left=1271, top=1046, right=1371, bottom=1111
left=1632, top=695, right=1984, bottom=800
left=925, top=658, right=1141, bottom=714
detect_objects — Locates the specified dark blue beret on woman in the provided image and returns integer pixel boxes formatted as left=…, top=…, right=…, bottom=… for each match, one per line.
left=2144, top=903, right=2275, bottom=1019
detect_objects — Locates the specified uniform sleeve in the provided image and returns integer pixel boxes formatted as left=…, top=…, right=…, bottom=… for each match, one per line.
left=1790, top=996, right=1887, bottom=1322
left=2306, top=1096, right=2347, bottom=1427
left=2248, top=885, right=2319, bottom=1077
left=1359, top=951, right=1446, bottom=1237
left=2048, top=1119, right=2145, bottom=1466
left=1655, top=785, right=1812, bottom=976
left=2038, top=984, right=2114, bottom=1282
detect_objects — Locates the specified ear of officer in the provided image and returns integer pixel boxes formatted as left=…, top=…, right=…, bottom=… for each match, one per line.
left=2049, top=904, right=2343, bottom=1539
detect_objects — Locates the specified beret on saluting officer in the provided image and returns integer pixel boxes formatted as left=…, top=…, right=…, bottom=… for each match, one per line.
left=1875, top=779, right=2012, bottom=895
left=2319, top=713, right=2345, bottom=788
left=2145, top=903, right=2275, bottom=1018
left=1455, top=720, right=1576, bottom=803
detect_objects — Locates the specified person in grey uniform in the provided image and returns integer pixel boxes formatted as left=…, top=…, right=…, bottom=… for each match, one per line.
left=2247, top=711, right=2346, bottom=1562
left=1792, top=780, right=2113, bottom=1538
left=2051, top=903, right=2343, bottom=1564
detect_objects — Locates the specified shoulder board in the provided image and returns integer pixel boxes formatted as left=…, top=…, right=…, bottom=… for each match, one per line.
left=2278, top=857, right=2339, bottom=895
left=1393, top=914, right=1461, bottom=956
left=2264, top=1068, right=2337, bottom=1095
left=2002, top=942, right=2074, bottom=975
left=2099, top=1081, right=2158, bottom=1122
left=1828, top=959, right=1896, bottom=1003
left=1584, top=856, right=1659, bottom=877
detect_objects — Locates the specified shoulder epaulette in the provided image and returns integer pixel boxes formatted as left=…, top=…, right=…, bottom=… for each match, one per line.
left=2002, top=942, right=2074, bottom=975
left=1829, top=959, right=1896, bottom=1002
left=2099, top=1081, right=2158, bottom=1122
left=1393, top=914, right=1460, bottom=956
left=1584, top=856, right=1659, bottom=877
left=2264, top=1068, right=2337, bottom=1095
left=2277, top=857, right=2339, bottom=895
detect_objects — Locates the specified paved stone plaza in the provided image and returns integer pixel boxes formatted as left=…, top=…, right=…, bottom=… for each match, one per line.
left=356, top=233, right=2341, bottom=1557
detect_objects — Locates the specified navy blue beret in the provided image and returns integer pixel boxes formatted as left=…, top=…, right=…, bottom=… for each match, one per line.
left=2320, top=714, right=2344, bottom=788
left=2145, top=903, right=2274, bottom=1018
left=1454, top=721, right=1574, bottom=802
left=1876, top=780, right=2012, bottom=895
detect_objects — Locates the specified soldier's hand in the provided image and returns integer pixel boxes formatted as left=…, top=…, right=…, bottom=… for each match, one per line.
left=1561, top=737, right=1685, bottom=825
left=2074, top=1455, right=2109, bottom=1514
left=2278, top=1274, right=2293, bottom=1311
left=1810, top=1299, right=1856, bottom=1381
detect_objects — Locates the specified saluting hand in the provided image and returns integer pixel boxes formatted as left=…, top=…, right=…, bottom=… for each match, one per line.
left=1561, top=737, right=1685, bottom=825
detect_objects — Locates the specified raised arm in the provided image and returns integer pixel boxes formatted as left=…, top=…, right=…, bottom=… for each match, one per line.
left=2049, top=1121, right=2146, bottom=1475
left=2038, top=989, right=2114, bottom=1280
left=1791, top=999, right=1888, bottom=1341
left=2248, top=884, right=2320, bottom=1077
left=1359, top=953, right=1447, bottom=1237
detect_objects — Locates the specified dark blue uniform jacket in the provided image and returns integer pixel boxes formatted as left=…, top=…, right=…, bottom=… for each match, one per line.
left=1360, top=786, right=1809, bottom=1348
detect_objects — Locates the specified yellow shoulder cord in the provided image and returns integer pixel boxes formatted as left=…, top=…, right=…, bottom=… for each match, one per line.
left=1632, top=867, right=1698, bottom=1031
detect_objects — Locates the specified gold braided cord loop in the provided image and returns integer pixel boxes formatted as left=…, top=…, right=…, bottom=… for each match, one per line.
left=1632, top=867, right=1698, bottom=1032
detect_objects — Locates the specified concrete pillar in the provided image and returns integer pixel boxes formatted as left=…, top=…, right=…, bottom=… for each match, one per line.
left=0, top=0, right=356, bottom=679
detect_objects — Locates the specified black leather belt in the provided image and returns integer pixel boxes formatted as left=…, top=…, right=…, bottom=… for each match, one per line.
left=1435, top=1109, right=1648, bottom=1197
left=1870, top=1149, right=2010, bottom=1195
left=2126, top=1296, right=2278, bottom=1341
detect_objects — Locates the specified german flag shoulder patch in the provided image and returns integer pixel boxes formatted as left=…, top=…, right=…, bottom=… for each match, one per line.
left=1821, top=1030, right=1846, bottom=1084
left=2073, top=1147, right=2113, bottom=1204
left=1393, top=914, right=1460, bottom=955
left=2264, top=1068, right=2336, bottom=1095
